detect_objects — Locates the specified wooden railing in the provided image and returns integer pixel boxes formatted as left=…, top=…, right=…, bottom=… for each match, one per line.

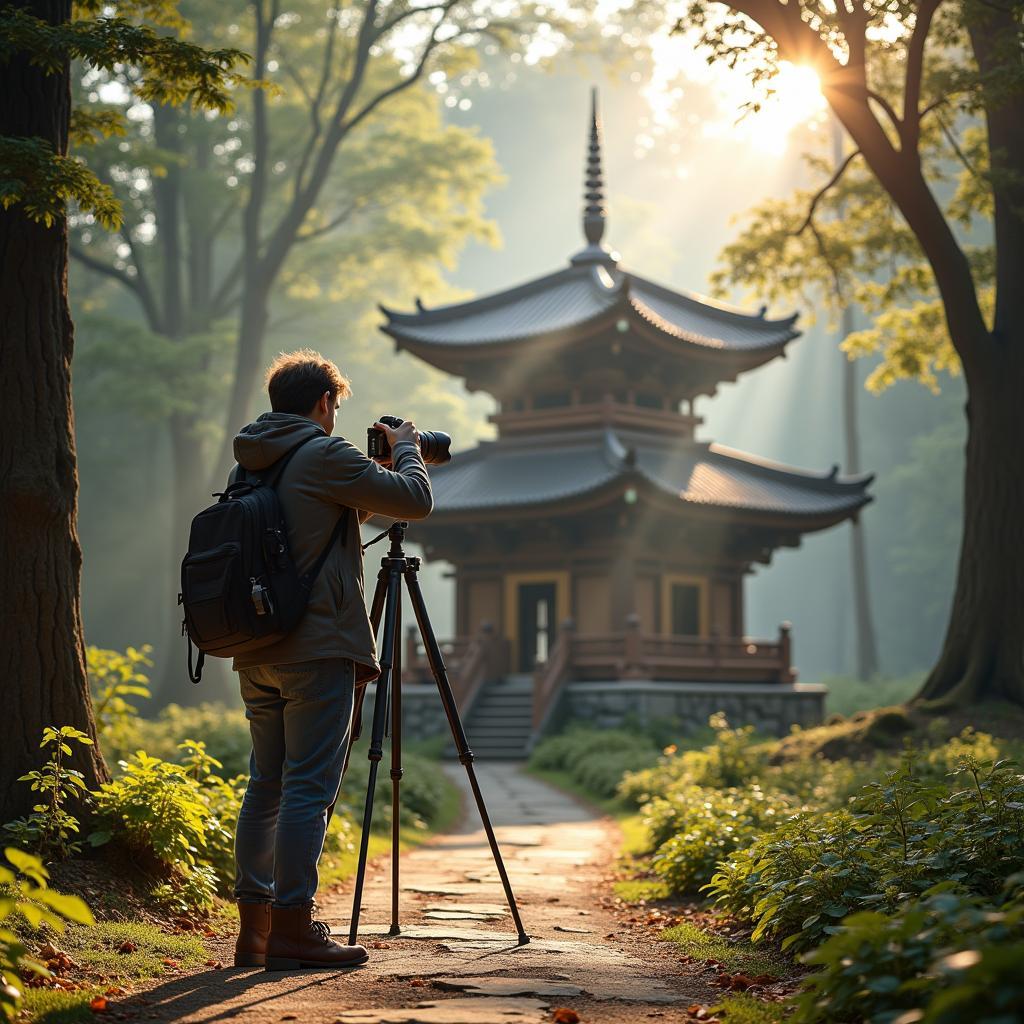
left=407, top=616, right=795, bottom=742
left=531, top=616, right=796, bottom=739
left=404, top=622, right=507, bottom=715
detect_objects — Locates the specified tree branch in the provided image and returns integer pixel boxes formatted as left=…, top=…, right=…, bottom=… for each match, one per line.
left=292, top=200, right=360, bottom=244
left=902, top=0, right=943, bottom=154
left=866, top=90, right=902, bottom=135
left=796, top=147, right=862, bottom=235
left=70, top=243, right=161, bottom=332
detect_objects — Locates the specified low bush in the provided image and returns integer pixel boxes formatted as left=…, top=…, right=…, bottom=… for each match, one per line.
left=649, top=784, right=797, bottom=893
left=792, top=886, right=1024, bottom=1024
left=528, top=727, right=660, bottom=801
left=0, top=847, right=93, bottom=1021
left=112, top=702, right=253, bottom=778
left=707, top=753, right=1024, bottom=952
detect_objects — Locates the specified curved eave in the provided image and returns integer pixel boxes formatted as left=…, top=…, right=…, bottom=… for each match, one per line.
left=409, top=464, right=872, bottom=533
left=381, top=302, right=799, bottom=379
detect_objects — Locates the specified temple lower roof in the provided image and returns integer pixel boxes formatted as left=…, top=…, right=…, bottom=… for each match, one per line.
left=381, top=263, right=798, bottom=355
left=419, top=427, right=872, bottom=527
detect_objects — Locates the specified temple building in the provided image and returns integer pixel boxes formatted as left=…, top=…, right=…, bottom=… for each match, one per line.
left=381, top=93, right=872, bottom=757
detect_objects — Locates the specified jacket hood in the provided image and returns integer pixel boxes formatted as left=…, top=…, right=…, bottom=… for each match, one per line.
left=233, top=412, right=325, bottom=472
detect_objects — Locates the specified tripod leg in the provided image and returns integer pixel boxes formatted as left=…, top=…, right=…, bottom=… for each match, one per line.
left=389, top=594, right=403, bottom=936
left=404, top=569, right=529, bottom=945
left=348, top=561, right=403, bottom=946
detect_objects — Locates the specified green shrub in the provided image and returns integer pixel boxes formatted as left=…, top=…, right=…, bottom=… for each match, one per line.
left=88, top=645, right=153, bottom=754
left=792, top=889, right=1024, bottom=1024
left=0, top=847, right=93, bottom=1021
left=90, top=748, right=232, bottom=910
left=112, top=702, right=252, bottom=777
left=4, top=727, right=94, bottom=860
left=619, top=714, right=768, bottom=807
left=528, top=728, right=660, bottom=802
left=649, top=784, right=797, bottom=893
left=707, top=754, right=1024, bottom=952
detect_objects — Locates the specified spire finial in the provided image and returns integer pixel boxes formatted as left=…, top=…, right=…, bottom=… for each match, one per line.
left=583, top=87, right=606, bottom=247
left=571, top=87, right=617, bottom=266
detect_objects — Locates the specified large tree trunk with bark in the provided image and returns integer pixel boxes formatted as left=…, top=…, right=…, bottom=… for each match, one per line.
left=917, top=338, right=1024, bottom=706
left=0, top=0, right=108, bottom=821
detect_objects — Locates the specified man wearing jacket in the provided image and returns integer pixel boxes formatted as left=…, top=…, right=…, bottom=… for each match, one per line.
left=229, top=349, right=432, bottom=972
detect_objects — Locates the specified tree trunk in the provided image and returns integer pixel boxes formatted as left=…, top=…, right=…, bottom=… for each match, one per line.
left=916, top=337, right=1024, bottom=707
left=840, top=308, right=880, bottom=679
left=0, top=0, right=108, bottom=820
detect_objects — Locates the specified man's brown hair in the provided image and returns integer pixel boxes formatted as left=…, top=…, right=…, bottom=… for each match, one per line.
left=265, top=349, right=351, bottom=415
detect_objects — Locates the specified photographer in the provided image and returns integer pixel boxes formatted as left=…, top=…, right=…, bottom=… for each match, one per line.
left=228, top=349, right=431, bottom=972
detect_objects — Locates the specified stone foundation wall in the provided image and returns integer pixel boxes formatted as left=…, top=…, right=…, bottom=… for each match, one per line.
left=390, top=683, right=453, bottom=743
left=558, top=680, right=826, bottom=737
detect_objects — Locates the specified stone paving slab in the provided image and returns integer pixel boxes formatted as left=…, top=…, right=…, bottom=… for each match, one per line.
left=336, top=996, right=551, bottom=1023
left=434, top=977, right=583, bottom=998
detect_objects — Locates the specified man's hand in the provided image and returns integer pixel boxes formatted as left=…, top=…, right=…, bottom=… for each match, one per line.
left=372, top=420, right=420, bottom=464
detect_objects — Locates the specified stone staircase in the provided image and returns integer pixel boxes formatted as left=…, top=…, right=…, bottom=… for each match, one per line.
left=458, top=674, right=534, bottom=761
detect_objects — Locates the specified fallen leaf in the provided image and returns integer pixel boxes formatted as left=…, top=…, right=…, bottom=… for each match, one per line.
left=117, top=941, right=137, bottom=954
left=408, top=979, right=427, bottom=987
left=90, top=996, right=108, bottom=1013
left=551, top=1009, right=580, bottom=1024
left=162, top=958, right=179, bottom=968
left=205, top=960, right=224, bottom=969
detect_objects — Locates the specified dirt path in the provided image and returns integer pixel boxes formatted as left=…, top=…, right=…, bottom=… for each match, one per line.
left=122, top=763, right=715, bottom=1023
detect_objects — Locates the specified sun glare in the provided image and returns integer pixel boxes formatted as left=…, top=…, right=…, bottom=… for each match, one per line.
left=645, top=28, right=828, bottom=158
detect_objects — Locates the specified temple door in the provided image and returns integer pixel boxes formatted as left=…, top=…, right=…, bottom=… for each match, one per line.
left=517, top=582, right=557, bottom=671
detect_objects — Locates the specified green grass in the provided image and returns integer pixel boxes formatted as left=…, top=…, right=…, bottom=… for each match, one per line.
left=61, top=921, right=207, bottom=980
left=613, top=878, right=671, bottom=901
left=713, top=993, right=787, bottom=1023
left=21, top=989, right=99, bottom=1024
left=660, top=921, right=788, bottom=978
left=821, top=673, right=923, bottom=718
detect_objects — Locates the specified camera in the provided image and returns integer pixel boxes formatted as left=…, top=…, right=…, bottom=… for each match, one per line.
left=368, top=414, right=452, bottom=466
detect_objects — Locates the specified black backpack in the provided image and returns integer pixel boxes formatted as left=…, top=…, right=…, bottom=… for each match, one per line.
left=179, top=436, right=349, bottom=684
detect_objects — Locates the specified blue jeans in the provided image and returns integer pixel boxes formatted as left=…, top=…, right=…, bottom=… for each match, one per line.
left=234, top=658, right=355, bottom=908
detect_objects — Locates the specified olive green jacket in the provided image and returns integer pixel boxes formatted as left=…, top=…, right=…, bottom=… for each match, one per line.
left=229, top=412, right=432, bottom=682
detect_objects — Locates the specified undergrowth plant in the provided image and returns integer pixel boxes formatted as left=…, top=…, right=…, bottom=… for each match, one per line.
left=707, top=753, right=1024, bottom=952
left=90, top=747, right=232, bottom=911
left=87, top=645, right=153, bottom=752
left=3, top=727, right=94, bottom=860
left=0, top=847, right=93, bottom=1021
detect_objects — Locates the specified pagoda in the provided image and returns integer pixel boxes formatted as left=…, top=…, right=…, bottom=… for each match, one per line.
left=380, top=92, right=872, bottom=755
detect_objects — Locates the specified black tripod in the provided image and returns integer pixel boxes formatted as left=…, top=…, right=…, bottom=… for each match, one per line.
left=346, top=521, right=529, bottom=946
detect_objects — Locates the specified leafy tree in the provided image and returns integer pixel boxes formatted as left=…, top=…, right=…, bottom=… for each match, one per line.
left=685, top=0, right=1023, bottom=706
left=69, top=0, right=513, bottom=702
left=0, top=0, right=247, bottom=820
left=66, top=0, right=577, bottom=703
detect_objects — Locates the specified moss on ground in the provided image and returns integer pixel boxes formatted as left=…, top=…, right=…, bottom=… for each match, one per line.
left=659, top=921, right=787, bottom=978
left=713, top=993, right=787, bottom=1022
left=772, top=700, right=1024, bottom=763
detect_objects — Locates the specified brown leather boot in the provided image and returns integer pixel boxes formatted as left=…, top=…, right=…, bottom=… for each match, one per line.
left=234, top=901, right=271, bottom=967
left=265, top=905, right=369, bottom=971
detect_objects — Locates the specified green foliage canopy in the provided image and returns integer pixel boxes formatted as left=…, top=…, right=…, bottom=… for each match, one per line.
left=0, top=0, right=250, bottom=227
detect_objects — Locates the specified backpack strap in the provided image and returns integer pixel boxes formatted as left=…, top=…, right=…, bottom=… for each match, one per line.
left=300, top=506, right=350, bottom=591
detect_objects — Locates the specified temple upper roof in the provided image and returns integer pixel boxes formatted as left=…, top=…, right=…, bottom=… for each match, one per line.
left=379, top=89, right=798, bottom=386
left=381, top=262, right=798, bottom=353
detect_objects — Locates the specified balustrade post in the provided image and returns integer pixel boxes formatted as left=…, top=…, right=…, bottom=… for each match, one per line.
left=778, top=621, right=794, bottom=682
left=623, top=612, right=645, bottom=679
left=479, top=620, right=496, bottom=679
left=405, top=625, right=419, bottom=675
left=710, top=627, right=721, bottom=678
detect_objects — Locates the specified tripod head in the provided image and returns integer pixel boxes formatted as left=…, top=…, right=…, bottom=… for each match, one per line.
left=361, top=520, right=409, bottom=556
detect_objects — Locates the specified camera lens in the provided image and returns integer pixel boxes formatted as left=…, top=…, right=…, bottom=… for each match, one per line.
left=419, top=430, right=452, bottom=466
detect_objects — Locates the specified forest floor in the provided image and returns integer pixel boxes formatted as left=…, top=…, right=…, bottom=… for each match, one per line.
left=109, top=764, right=724, bottom=1024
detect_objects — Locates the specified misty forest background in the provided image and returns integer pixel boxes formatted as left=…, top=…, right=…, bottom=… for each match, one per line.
left=71, top=36, right=962, bottom=704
